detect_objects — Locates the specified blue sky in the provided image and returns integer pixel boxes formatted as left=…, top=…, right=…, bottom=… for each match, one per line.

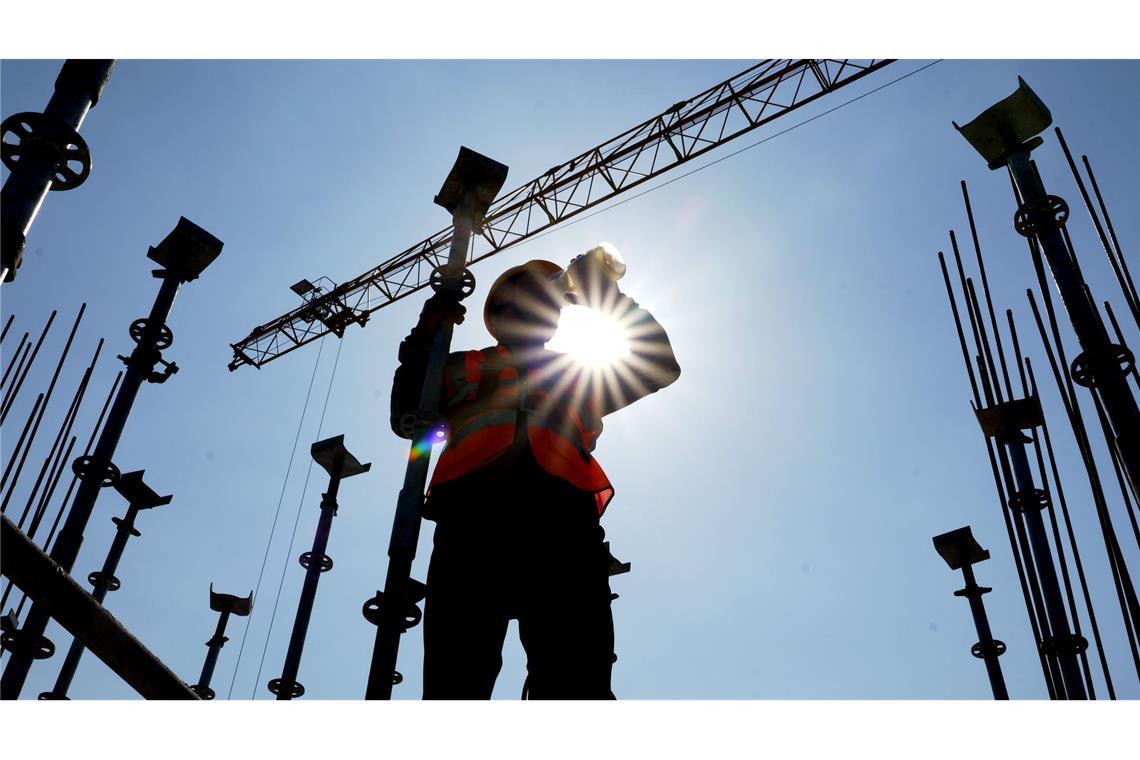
left=1, top=58, right=1137, bottom=703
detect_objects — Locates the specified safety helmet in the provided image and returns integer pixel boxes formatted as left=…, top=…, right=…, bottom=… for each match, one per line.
left=484, top=259, right=562, bottom=340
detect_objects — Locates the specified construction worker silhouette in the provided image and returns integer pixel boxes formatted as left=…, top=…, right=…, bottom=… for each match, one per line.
left=391, top=250, right=679, bottom=699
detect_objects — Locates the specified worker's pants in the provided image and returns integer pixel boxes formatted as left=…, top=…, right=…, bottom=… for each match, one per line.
left=422, top=462, right=615, bottom=699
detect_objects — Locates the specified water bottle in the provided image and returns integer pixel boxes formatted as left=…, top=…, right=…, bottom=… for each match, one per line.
left=551, top=242, right=627, bottom=306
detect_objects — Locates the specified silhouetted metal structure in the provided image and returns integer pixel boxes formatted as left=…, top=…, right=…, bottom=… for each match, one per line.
left=936, top=78, right=1140, bottom=699
left=193, top=585, right=254, bottom=700
left=39, top=471, right=172, bottom=699
left=0, top=309, right=114, bottom=623
left=1, top=218, right=223, bottom=699
left=956, top=78, right=1140, bottom=506
left=1, top=60, right=115, bottom=283
left=227, top=59, right=893, bottom=371
left=270, top=435, right=369, bottom=700
left=932, top=526, right=1009, bottom=699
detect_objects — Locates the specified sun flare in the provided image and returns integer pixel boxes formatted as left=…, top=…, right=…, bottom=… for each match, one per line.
left=547, top=305, right=631, bottom=368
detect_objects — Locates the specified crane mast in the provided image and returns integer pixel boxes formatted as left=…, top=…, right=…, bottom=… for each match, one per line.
left=228, top=58, right=893, bottom=371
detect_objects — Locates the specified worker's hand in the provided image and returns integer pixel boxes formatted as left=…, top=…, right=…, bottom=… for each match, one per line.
left=421, top=289, right=467, bottom=328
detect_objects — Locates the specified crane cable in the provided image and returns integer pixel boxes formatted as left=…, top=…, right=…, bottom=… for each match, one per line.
left=223, top=337, right=326, bottom=700
left=249, top=336, right=343, bottom=699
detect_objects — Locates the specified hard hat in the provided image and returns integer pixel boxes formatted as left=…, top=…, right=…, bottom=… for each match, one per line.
left=484, top=259, right=562, bottom=340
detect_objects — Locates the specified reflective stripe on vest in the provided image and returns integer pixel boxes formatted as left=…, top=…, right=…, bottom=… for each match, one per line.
left=431, top=347, right=614, bottom=515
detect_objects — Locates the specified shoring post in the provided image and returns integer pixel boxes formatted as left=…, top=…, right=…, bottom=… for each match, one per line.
left=364, top=147, right=508, bottom=699
left=38, top=471, right=172, bottom=699
left=1, top=60, right=115, bottom=283
left=193, top=585, right=253, bottom=700
left=933, top=526, right=1010, bottom=699
left=268, top=435, right=369, bottom=700
left=955, top=78, right=1140, bottom=506
left=1, top=217, right=222, bottom=699
left=974, top=394, right=1089, bottom=698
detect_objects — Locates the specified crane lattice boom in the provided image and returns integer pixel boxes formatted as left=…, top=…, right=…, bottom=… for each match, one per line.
left=228, top=58, right=893, bottom=371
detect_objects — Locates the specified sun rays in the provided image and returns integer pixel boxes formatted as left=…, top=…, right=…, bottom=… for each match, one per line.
left=547, top=305, right=632, bottom=368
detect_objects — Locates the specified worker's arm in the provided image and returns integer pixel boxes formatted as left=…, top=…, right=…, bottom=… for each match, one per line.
left=595, top=293, right=680, bottom=416
left=389, top=291, right=466, bottom=438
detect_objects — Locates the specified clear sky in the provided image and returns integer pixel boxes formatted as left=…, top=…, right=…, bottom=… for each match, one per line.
left=1, top=58, right=1137, bottom=704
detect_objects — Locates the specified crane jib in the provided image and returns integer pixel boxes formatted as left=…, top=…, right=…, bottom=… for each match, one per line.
left=227, top=59, right=894, bottom=372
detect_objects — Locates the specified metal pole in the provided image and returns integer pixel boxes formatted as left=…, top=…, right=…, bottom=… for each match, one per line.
left=958, top=563, right=1009, bottom=700
left=1, top=219, right=221, bottom=699
left=933, top=527, right=1010, bottom=699
left=1, top=60, right=115, bottom=283
left=271, top=460, right=342, bottom=700
left=364, top=216, right=471, bottom=700
left=271, top=435, right=368, bottom=700
left=40, top=469, right=172, bottom=699
left=194, top=611, right=230, bottom=700
left=364, top=147, right=508, bottom=699
left=40, top=503, right=138, bottom=699
left=1004, top=440, right=1087, bottom=699
left=192, top=585, right=253, bottom=700
left=1005, top=151, right=1140, bottom=503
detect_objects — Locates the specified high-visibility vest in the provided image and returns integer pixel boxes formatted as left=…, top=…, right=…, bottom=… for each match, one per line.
left=431, top=345, right=615, bottom=515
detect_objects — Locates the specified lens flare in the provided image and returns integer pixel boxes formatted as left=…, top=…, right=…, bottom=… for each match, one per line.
left=547, top=305, right=631, bottom=368
left=410, top=424, right=449, bottom=460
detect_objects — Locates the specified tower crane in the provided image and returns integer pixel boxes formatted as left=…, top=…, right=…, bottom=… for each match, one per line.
left=227, top=59, right=893, bottom=371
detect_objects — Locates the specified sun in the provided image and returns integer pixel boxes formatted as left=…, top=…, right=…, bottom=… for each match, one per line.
left=547, top=305, right=631, bottom=368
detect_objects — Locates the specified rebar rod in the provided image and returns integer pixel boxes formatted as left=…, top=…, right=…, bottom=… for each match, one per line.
left=1090, top=391, right=1140, bottom=554
left=0, top=394, right=44, bottom=498
left=0, top=306, right=83, bottom=508
left=43, top=372, right=123, bottom=555
left=938, top=252, right=983, bottom=406
left=1082, top=155, right=1138, bottom=326
left=1, top=334, right=29, bottom=393
left=4, top=372, right=121, bottom=617
left=26, top=437, right=76, bottom=544
left=1055, top=128, right=1139, bottom=325
left=14, top=349, right=95, bottom=531
left=0, top=310, right=57, bottom=424
left=962, top=182, right=1014, bottom=402
left=23, top=340, right=102, bottom=537
left=0, top=315, right=13, bottom=345
left=965, top=275, right=1006, bottom=407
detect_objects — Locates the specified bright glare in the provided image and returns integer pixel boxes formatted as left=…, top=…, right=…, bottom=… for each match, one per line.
left=547, top=305, right=631, bottom=368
